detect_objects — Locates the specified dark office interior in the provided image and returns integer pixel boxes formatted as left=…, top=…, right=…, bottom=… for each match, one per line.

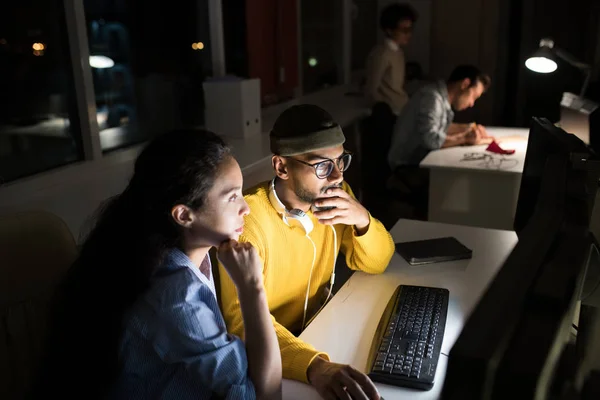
left=2, top=1, right=600, bottom=399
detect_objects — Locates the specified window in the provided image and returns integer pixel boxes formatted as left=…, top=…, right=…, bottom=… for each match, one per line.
left=83, top=0, right=213, bottom=153
left=301, top=0, right=344, bottom=94
left=0, top=0, right=83, bottom=183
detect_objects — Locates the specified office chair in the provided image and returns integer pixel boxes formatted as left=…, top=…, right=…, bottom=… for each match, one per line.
left=0, top=211, right=77, bottom=400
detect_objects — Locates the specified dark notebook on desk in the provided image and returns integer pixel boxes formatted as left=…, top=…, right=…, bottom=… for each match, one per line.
left=395, top=237, right=472, bottom=265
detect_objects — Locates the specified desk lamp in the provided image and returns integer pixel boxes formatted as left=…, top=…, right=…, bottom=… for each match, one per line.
left=89, top=55, right=115, bottom=69
left=525, top=38, right=592, bottom=99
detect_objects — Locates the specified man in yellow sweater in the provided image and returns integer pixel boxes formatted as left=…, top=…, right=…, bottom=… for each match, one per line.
left=219, top=104, right=395, bottom=399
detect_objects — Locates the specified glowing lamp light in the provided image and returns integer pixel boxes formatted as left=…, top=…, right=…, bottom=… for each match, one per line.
left=89, top=55, right=115, bottom=69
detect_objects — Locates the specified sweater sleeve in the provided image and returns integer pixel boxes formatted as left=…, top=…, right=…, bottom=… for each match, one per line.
left=218, top=214, right=330, bottom=384
left=340, top=183, right=395, bottom=274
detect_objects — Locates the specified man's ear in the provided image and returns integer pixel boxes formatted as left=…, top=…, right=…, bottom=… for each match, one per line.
left=272, top=155, right=290, bottom=180
left=171, top=204, right=194, bottom=228
left=460, top=78, right=472, bottom=91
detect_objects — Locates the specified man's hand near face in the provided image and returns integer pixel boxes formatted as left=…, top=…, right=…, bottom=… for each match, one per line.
left=312, top=187, right=371, bottom=235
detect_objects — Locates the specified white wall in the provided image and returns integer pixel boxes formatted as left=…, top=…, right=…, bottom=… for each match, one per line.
left=0, top=147, right=274, bottom=242
left=0, top=147, right=139, bottom=241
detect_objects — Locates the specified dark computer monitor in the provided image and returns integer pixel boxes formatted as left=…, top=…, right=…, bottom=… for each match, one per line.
left=491, top=215, right=599, bottom=399
left=514, top=117, right=593, bottom=236
left=442, top=118, right=600, bottom=399
left=560, top=92, right=600, bottom=154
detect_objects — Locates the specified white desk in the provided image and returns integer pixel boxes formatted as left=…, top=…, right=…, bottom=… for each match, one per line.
left=420, top=127, right=529, bottom=231
left=282, top=219, right=518, bottom=399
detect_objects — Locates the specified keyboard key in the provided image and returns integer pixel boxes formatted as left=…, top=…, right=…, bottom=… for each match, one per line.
left=393, top=368, right=409, bottom=376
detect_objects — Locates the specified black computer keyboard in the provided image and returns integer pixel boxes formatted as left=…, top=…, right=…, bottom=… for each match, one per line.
left=367, top=285, right=449, bottom=390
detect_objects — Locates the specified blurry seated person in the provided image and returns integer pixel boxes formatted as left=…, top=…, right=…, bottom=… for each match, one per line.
left=387, top=65, right=493, bottom=200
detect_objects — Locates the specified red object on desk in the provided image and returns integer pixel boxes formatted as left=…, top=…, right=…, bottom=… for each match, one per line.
left=486, top=140, right=515, bottom=155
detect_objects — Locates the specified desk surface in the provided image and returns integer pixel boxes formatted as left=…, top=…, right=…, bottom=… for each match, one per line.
left=420, top=127, right=529, bottom=175
left=282, top=219, right=518, bottom=399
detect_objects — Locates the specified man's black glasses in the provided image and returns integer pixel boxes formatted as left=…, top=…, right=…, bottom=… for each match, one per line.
left=286, top=152, right=352, bottom=179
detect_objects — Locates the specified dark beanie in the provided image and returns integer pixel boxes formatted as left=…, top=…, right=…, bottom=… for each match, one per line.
left=270, top=104, right=346, bottom=156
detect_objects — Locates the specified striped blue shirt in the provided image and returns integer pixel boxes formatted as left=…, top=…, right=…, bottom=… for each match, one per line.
left=388, top=80, right=455, bottom=168
left=110, top=248, right=255, bottom=399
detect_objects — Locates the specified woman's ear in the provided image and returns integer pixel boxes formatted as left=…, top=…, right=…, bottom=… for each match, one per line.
left=272, top=155, right=289, bottom=180
left=171, top=205, right=194, bottom=228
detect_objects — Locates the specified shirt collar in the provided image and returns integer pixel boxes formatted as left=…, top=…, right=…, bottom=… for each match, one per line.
left=163, top=248, right=216, bottom=296
left=385, top=38, right=399, bottom=52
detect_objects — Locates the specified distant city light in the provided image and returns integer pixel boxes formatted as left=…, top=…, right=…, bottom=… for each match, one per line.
left=0, top=38, right=7, bottom=45
left=89, top=55, right=115, bottom=69
left=192, top=42, right=204, bottom=50
left=308, top=57, right=318, bottom=67
left=32, top=42, right=45, bottom=51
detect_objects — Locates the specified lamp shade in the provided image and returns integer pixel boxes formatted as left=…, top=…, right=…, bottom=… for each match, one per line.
left=525, top=40, right=557, bottom=73
left=89, top=55, right=115, bottom=69
left=526, top=56, right=557, bottom=73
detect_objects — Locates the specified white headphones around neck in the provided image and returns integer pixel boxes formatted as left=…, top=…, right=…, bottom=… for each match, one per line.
left=267, top=177, right=337, bottom=330
left=268, top=178, right=314, bottom=235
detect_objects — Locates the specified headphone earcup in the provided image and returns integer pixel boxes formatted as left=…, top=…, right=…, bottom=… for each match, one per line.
left=268, top=178, right=313, bottom=235
left=287, top=209, right=314, bottom=235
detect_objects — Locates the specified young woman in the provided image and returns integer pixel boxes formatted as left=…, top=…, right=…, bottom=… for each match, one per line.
left=37, top=130, right=281, bottom=399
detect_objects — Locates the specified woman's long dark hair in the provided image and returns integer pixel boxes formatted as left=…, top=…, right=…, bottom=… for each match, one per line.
left=36, top=129, right=231, bottom=398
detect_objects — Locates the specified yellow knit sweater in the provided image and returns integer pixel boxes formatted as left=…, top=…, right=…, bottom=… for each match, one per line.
left=218, top=180, right=395, bottom=383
